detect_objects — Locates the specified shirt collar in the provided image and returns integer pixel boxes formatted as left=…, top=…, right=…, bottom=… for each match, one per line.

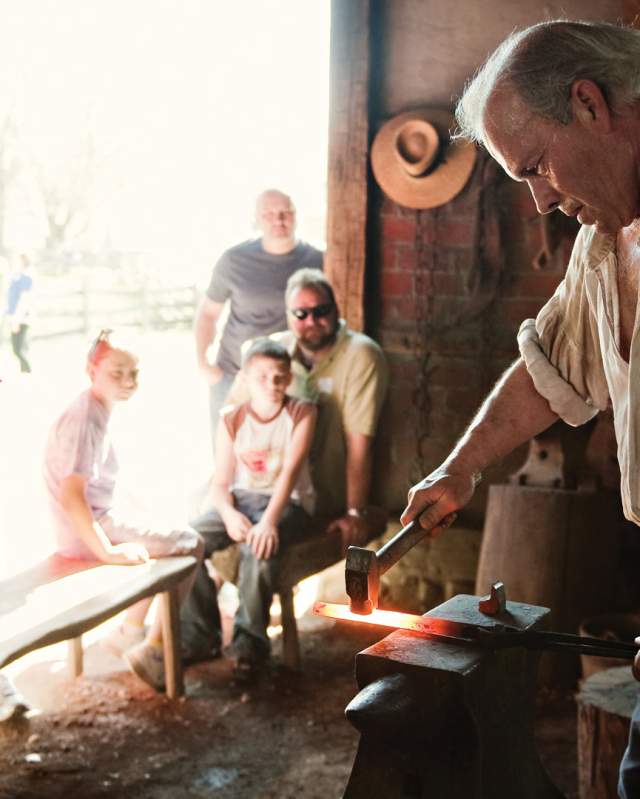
left=580, top=224, right=616, bottom=270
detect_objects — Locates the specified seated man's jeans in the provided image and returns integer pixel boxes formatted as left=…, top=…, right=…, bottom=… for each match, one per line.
left=181, top=489, right=311, bottom=660
left=619, top=697, right=640, bottom=798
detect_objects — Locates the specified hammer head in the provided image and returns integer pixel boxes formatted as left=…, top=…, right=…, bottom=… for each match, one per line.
left=345, top=546, right=379, bottom=615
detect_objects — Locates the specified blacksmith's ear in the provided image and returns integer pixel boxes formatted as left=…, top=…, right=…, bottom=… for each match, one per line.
left=569, top=80, right=612, bottom=132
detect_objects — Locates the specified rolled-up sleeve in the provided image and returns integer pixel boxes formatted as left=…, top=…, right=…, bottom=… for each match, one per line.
left=518, top=229, right=609, bottom=426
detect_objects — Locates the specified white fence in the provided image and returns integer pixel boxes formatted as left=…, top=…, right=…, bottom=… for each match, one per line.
left=32, top=284, right=198, bottom=339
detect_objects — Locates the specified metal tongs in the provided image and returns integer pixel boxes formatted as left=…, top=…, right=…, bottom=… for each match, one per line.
left=471, top=625, right=638, bottom=660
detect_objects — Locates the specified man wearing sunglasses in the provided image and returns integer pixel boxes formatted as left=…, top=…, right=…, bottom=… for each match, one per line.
left=194, top=189, right=323, bottom=452
left=272, top=268, right=389, bottom=549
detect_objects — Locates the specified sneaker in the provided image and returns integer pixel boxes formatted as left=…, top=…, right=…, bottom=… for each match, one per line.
left=0, top=674, right=30, bottom=723
left=101, top=624, right=146, bottom=658
left=124, top=642, right=165, bottom=691
left=181, top=642, right=222, bottom=666
left=228, top=634, right=268, bottom=681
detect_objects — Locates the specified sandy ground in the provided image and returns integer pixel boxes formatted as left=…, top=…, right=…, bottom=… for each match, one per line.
left=0, top=330, right=579, bottom=797
left=0, top=607, right=378, bottom=799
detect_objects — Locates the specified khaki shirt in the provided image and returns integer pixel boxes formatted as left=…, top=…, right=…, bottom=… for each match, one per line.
left=517, top=224, right=640, bottom=522
left=233, top=321, right=389, bottom=516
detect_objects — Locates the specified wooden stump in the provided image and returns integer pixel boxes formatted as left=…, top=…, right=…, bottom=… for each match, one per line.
left=577, top=666, right=638, bottom=799
left=476, top=485, right=623, bottom=686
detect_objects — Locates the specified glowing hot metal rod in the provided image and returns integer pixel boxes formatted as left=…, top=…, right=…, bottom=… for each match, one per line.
left=345, top=514, right=456, bottom=615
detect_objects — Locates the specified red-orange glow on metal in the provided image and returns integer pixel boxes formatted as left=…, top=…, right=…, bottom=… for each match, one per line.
left=313, top=601, right=446, bottom=637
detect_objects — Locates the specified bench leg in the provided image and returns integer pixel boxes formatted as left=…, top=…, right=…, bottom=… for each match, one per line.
left=68, top=636, right=83, bottom=678
left=280, top=586, right=301, bottom=671
left=160, top=588, right=184, bottom=699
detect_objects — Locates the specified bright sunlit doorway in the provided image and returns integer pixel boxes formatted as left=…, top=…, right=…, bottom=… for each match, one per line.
left=0, top=0, right=331, bottom=585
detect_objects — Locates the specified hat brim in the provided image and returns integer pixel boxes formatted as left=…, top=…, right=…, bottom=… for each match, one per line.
left=371, top=108, right=477, bottom=209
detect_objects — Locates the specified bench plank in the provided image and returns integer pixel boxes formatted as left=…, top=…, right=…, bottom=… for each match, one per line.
left=0, top=555, right=196, bottom=671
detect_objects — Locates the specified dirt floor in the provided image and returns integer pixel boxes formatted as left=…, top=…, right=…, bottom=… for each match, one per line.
left=0, top=333, right=580, bottom=798
left=0, top=610, right=579, bottom=799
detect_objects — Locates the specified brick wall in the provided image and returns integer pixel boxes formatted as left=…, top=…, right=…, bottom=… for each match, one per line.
left=363, top=0, right=632, bottom=520
left=370, top=162, right=575, bottom=521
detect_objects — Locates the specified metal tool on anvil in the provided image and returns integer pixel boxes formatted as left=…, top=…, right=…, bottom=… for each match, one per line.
left=314, top=582, right=639, bottom=661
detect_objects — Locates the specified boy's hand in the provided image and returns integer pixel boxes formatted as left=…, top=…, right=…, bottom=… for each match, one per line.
left=223, top=509, right=252, bottom=542
left=247, top=520, right=279, bottom=560
left=104, top=542, right=150, bottom=565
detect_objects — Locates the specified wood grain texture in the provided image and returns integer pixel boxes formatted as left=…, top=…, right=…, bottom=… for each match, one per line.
left=1, top=555, right=196, bottom=670
left=476, top=484, right=622, bottom=686
left=577, top=666, right=638, bottom=799
left=326, top=0, right=370, bottom=331
left=161, top=589, right=184, bottom=699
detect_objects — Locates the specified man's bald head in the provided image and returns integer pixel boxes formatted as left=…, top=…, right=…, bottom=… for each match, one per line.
left=256, top=189, right=294, bottom=217
left=255, top=189, right=297, bottom=254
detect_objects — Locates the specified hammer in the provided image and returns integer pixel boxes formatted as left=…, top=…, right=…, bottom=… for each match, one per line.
left=345, top=513, right=456, bottom=615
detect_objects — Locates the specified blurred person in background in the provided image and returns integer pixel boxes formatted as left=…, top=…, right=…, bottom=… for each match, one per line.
left=4, top=253, right=34, bottom=374
left=194, top=189, right=323, bottom=456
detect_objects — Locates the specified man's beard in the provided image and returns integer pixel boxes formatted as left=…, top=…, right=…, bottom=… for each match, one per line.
left=298, top=327, right=338, bottom=352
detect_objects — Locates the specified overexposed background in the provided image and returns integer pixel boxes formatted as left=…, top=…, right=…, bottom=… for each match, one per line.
left=1, top=0, right=331, bottom=576
left=0, top=0, right=330, bottom=278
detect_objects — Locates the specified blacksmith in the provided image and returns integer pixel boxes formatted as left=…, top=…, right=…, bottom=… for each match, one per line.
left=399, top=20, right=640, bottom=796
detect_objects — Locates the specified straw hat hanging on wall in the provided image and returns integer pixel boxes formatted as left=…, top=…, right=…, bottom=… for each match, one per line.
left=370, top=108, right=477, bottom=209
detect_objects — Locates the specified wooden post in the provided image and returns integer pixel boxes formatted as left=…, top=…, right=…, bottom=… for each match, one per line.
left=326, top=0, right=370, bottom=331
left=279, top=587, right=300, bottom=671
left=67, top=636, right=83, bottom=677
left=160, top=589, right=184, bottom=699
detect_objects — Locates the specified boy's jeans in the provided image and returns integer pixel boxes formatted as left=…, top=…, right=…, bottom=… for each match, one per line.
left=180, top=489, right=311, bottom=661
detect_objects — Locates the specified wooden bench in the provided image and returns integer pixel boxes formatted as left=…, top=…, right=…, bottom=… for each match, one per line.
left=212, top=507, right=388, bottom=670
left=0, top=554, right=197, bottom=699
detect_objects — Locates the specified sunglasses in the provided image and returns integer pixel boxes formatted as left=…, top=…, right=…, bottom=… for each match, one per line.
left=288, top=303, right=334, bottom=321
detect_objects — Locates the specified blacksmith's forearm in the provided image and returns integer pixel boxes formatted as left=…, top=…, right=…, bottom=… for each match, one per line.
left=446, top=359, right=558, bottom=475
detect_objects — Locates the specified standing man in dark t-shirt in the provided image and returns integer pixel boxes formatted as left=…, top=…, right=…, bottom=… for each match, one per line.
left=194, top=189, right=323, bottom=453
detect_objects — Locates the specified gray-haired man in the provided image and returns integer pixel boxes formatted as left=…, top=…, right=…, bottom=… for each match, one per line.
left=397, top=21, right=640, bottom=796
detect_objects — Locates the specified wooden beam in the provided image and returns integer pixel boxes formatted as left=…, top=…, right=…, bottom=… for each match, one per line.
left=326, top=0, right=370, bottom=332
left=160, top=588, right=184, bottom=699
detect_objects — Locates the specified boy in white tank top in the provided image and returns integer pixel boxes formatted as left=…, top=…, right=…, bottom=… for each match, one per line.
left=182, top=338, right=317, bottom=676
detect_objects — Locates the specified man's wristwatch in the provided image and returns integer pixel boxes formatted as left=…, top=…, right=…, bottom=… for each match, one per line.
left=347, top=507, right=367, bottom=519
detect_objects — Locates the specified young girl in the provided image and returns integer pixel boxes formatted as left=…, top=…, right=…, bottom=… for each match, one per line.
left=43, top=329, right=204, bottom=690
